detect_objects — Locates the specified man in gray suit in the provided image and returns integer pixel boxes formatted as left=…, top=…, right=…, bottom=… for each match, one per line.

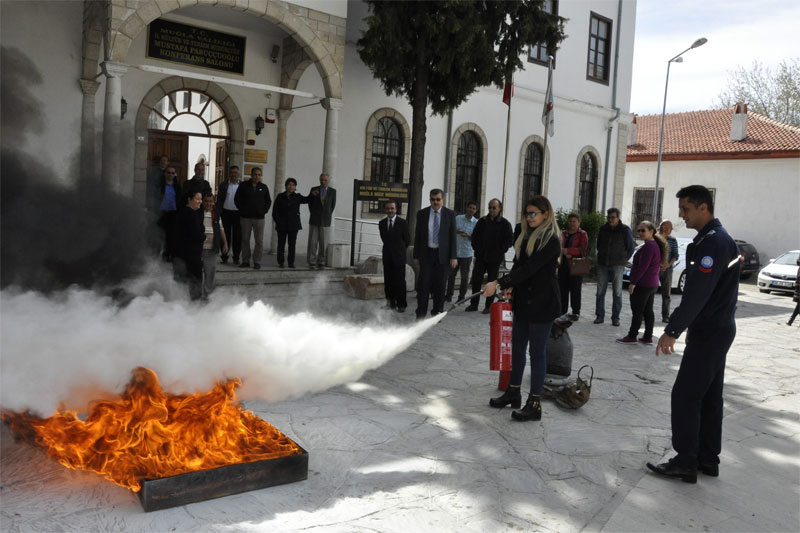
left=307, top=173, right=336, bottom=269
left=413, top=188, right=457, bottom=318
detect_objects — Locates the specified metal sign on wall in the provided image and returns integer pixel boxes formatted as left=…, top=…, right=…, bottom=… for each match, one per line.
left=354, top=180, right=409, bottom=203
left=147, top=18, right=246, bottom=75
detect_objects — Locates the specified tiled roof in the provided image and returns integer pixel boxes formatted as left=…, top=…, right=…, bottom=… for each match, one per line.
left=627, top=108, right=800, bottom=161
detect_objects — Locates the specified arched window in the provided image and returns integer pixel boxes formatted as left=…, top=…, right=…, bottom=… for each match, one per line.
left=523, top=143, right=543, bottom=201
left=578, top=153, right=598, bottom=212
left=455, top=131, right=482, bottom=214
left=369, top=117, right=403, bottom=212
left=148, top=90, right=228, bottom=137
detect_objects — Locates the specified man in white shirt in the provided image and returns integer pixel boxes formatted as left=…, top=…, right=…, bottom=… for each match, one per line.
left=216, top=165, right=241, bottom=264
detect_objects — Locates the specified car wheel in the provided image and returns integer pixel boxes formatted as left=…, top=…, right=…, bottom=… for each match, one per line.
left=677, top=272, right=686, bottom=294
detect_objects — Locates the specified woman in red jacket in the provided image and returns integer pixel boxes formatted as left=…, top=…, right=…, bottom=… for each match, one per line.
left=558, top=212, right=589, bottom=321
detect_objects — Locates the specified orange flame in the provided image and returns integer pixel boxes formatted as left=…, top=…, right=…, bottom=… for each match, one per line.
left=1, top=367, right=302, bottom=491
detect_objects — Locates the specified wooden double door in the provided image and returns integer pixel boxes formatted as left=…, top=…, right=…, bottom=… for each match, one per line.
left=148, top=132, right=228, bottom=192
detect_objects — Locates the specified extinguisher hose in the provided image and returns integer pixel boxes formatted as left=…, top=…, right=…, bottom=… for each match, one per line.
left=446, top=289, right=507, bottom=313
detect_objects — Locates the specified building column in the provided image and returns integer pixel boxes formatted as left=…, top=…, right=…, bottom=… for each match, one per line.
left=270, top=108, right=293, bottom=253
left=79, top=79, right=100, bottom=180
left=100, top=61, right=127, bottom=192
left=321, top=98, right=344, bottom=179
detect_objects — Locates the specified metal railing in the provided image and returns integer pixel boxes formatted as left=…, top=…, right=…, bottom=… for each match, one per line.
left=332, top=216, right=382, bottom=264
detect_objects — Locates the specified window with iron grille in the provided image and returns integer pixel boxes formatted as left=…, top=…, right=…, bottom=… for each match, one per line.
left=528, top=0, right=558, bottom=66
left=454, top=132, right=482, bottom=214
left=578, top=153, right=597, bottom=213
left=631, top=188, right=664, bottom=229
left=586, top=12, right=612, bottom=84
left=523, top=143, right=543, bottom=201
left=368, top=117, right=403, bottom=213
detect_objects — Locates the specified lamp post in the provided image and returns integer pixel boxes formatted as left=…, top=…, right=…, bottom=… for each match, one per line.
left=653, top=37, right=708, bottom=221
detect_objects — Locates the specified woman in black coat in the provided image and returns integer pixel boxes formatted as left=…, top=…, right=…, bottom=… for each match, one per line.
left=482, top=195, right=561, bottom=421
left=271, top=177, right=308, bottom=268
left=173, top=191, right=205, bottom=300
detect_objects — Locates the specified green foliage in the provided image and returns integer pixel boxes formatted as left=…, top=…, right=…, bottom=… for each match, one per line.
left=717, top=59, right=800, bottom=126
left=357, top=1, right=566, bottom=115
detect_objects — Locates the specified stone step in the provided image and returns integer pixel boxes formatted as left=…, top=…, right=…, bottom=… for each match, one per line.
left=216, top=262, right=356, bottom=286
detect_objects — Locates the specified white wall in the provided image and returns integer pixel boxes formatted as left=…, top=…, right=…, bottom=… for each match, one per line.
left=0, top=0, right=84, bottom=181
left=623, top=158, right=800, bottom=260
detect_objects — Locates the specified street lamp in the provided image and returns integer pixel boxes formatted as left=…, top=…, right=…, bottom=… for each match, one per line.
left=653, top=37, right=708, bottom=222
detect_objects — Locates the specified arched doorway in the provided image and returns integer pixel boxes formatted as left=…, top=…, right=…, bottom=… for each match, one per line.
left=135, top=77, right=244, bottom=203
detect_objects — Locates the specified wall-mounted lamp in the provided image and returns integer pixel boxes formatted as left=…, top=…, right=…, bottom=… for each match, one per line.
left=255, top=115, right=265, bottom=135
left=121, top=97, right=128, bottom=119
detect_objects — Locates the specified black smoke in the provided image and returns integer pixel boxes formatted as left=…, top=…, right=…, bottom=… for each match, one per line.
left=1, top=47, right=147, bottom=291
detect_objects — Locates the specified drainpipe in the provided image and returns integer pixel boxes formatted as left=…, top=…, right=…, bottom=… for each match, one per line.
left=443, top=110, right=453, bottom=198
left=601, top=0, right=623, bottom=212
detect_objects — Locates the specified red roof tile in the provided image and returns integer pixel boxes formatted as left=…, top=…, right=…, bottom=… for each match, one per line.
left=627, top=108, right=800, bottom=161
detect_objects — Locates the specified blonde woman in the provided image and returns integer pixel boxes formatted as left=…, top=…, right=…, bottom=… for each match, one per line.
left=483, top=196, right=561, bottom=421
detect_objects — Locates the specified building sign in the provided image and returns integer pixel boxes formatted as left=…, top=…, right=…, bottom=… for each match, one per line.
left=147, top=18, right=246, bottom=75
left=244, top=149, right=268, bottom=163
left=355, top=180, right=409, bottom=203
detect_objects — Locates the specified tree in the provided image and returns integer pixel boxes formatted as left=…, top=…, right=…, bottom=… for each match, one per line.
left=717, top=59, right=800, bottom=126
left=357, top=0, right=565, bottom=238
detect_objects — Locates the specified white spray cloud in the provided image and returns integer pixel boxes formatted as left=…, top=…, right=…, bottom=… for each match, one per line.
left=0, top=286, right=444, bottom=416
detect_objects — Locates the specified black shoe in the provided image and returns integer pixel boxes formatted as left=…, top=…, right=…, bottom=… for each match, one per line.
left=445, top=296, right=453, bottom=303
left=646, top=459, right=697, bottom=483
left=481, top=307, right=491, bottom=315
left=698, top=462, right=719, bottom=477
left=511, top=394, right=542, bottom=421
left=288, top=264, right=295, bottom=268
left=593, top=317, right=604, bottom=324
left=253, top=263, right=261, bottom=270
left=662, top=316, right=670, bottom=323
left=612, top=319, right=620, bottom=327
left=397, top=307, right=406, bottom=313
left=221, top=257, right=228, bottom=264
left=238, top=262, right=250, bottom=268
left=489, top=386, right=521, bottom=409
left=430, top=310, right=440, bottom=317
left=465, top=305, right=479, bottom=312
left=278, top=263, right=285, bottom=268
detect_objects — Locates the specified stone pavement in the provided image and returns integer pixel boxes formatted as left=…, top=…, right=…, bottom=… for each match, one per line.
left=1, top=280, right=798, bottom=532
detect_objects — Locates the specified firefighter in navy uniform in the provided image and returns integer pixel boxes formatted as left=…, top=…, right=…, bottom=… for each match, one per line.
left=647, top=185, right=740, bottom=484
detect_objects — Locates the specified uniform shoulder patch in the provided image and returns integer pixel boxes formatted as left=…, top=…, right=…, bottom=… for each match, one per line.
left=699, top=255, right=714, bottom=273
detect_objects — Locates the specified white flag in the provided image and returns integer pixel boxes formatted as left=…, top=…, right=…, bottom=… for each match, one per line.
left=541, top=60, right=554, bottom=137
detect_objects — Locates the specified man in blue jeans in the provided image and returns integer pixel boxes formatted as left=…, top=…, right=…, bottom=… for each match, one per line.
left=594, top=208, right=634, bottom=326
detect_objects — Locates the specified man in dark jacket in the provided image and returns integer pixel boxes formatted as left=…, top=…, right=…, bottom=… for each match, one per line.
left=272, top=177, right=308, bottom=268
left=234, top=167, right=271, bottom=269
left=307, top=173, right=336, bottom=269
left=216, top=165, right=241, bottom=265
left=648, top=185, right=739, bottom=484
left=413, top=189, right=457, bottom=318
left=466, top=198, right=514, bottom=314
left=379, top=200, right=411, bottom=312
left=182, top=162, right=212, bottom=205
left=594, top=207, right=634, bottom=326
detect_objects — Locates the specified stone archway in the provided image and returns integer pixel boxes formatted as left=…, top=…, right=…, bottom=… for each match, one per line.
left=133, top=77, right=244, bottom=205
left=574, top=145, right=602, bottom=212
left=448, top=123, right=489, bottom=215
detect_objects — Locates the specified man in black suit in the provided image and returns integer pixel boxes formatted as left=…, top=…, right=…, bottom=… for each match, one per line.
left=379, top=200, right=411, bottom=312
left=307, top=173, right=336, bottom=269
left=413, top=189, right=457, bottom=318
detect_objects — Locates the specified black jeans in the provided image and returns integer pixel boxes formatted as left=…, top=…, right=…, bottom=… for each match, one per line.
left=220, top=209, right=241, bottom=262
left=470, top=257, right=501, bottom=309
left=277, top=229, right=298, bottom=266
left=628, top=285, right=658, bottom=339
left=446, top=257, right=472, bottom=300
left=659, top=267, right=674, bottom=319
left=558, top=263, right=583, bottom=315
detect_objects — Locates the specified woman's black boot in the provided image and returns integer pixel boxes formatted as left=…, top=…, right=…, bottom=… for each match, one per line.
left=489, top=385, right=521, bottom=409
left=511, top=394, right=542, bottom=421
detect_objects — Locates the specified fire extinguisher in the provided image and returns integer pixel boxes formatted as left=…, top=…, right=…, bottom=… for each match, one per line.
left=489, top=299, right=513, bottom=372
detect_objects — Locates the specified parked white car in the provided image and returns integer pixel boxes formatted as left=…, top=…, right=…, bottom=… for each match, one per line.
left=757, top=250, right=799, bottom=295
left=623, top=237, right=693, bottom=294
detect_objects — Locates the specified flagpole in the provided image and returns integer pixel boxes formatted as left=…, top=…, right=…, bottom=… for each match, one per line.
left=501, top=75, right=513, bottom=210
left=542, top=57, right=553, bottom=187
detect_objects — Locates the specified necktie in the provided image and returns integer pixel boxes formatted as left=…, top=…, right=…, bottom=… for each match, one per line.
left=321, top=187, right=326, bottom=205
left=389, top=218, right=393, bottom=231
left=432, top=210, right=440, bottom=247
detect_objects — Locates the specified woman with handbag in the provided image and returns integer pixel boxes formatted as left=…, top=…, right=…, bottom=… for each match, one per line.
left=558, top=212, right=589, bottom=321
left=617, top=220, right=667, bottom=345
left=482, top=196, right=561, bottom=422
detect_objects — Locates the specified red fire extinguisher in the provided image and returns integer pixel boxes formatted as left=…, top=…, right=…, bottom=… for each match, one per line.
left=490, top=300, right=513, bottom=371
